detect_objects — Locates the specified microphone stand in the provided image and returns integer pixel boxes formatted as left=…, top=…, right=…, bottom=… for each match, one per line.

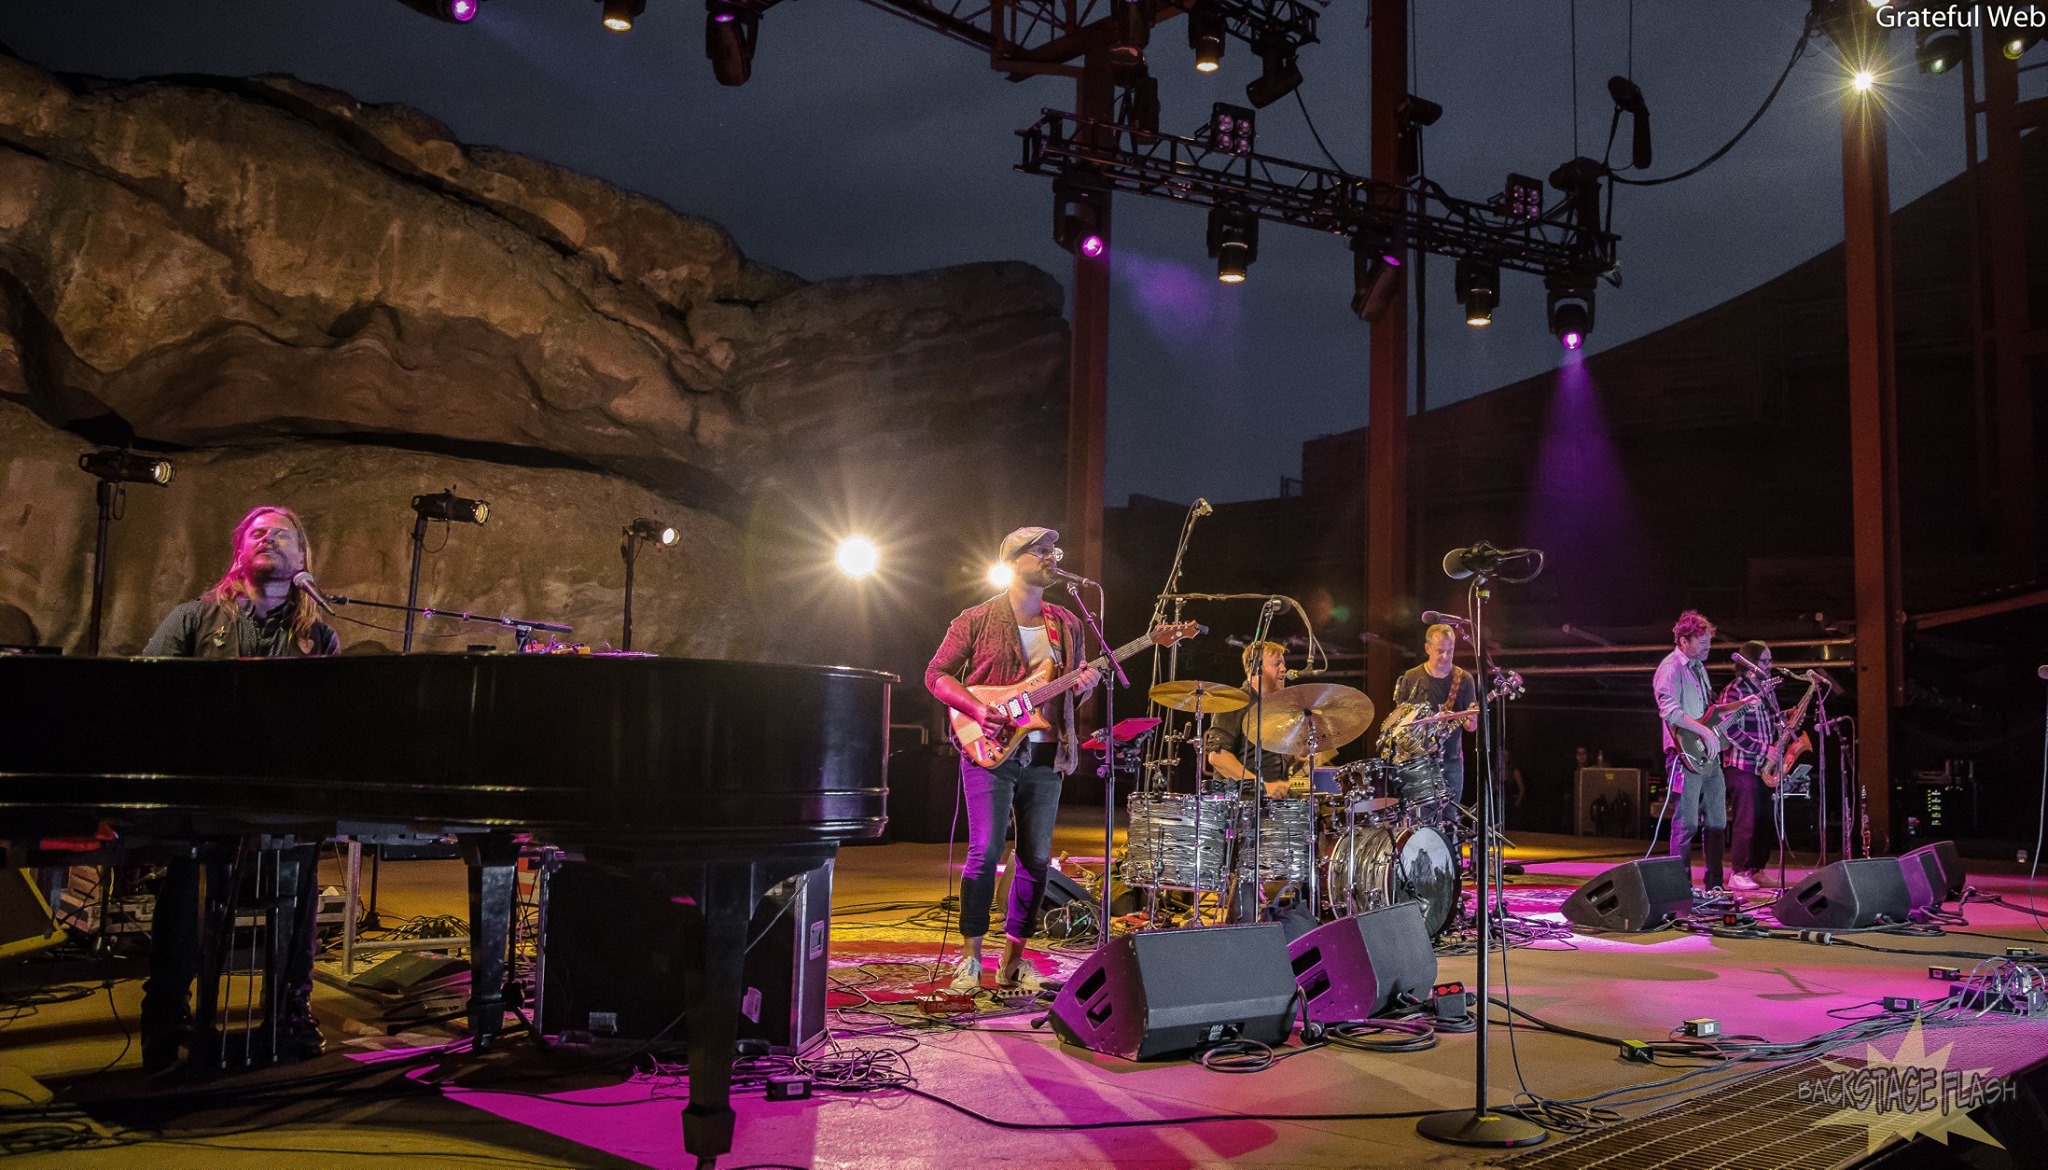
left=329, top=595, right=572, bottom=653
left=1236, top=598, right=1283, bottom=924
left=1065, top=578, right=1124, bottom=949
left=1417, top=569, right=1545, bottom=1150
left=1146, top=503, right=1206, bottom=793
left=85, top=479, right=122, bottom=656
left=1813, top=690, right=1832, bottom=867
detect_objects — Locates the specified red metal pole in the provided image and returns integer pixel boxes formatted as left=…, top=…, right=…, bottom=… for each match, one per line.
left=1365, top=0, right=1411, bottom=726
left=1064, top=49, right=1113, bottom=584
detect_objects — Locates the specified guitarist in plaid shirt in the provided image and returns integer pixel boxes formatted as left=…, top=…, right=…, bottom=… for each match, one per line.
left=1717, top=641, right=1785, bottom=891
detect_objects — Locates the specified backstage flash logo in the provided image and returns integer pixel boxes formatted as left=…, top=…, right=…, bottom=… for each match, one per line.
left=1796, top=1020, right=2015, bottom=1154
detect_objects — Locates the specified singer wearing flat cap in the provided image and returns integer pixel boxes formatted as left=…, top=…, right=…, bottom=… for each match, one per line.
left=925, top=526, right=1100, bottom=996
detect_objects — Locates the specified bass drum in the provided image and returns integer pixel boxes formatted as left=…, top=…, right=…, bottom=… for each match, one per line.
left=1322, top=824, right=1461, bottom=935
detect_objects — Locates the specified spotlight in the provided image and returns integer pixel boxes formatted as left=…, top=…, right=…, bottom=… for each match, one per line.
left=1188, top=3, right=1227, bottom=73
left=706, top=2, right=759, bottom=86
left=1120, top=69, right=1161, bottom=135
left=1504, top=173, right=1545, bottom=220
left=1548, top=156, right=1607, bottom=238
left=1207, top=204, right=1259, bottom=284
left=836, top=537, right=879, bottom=579
left=1607, top=76, right=1653, bottom=170
left=988, top=562, right=1014, bottom=588
left=1210, top=102, right=1257, bottom=156
left=446, top=0, right=479, bottom=21
left=1245, top=36, right=1302, bottom=109
left=602, top=0, right=645, bottom=32
left=412, top=488, right=490, bottom=525
left=1851, top=69, right=1876, bottom=92
left=78, top=450, right=174, bottom=486
left=1455, top=258, right=1499, bottom=327
left=1395, top=94, right=1442, bottom=180
left=1111, top=0, right=1150, bottom=68
left=1546, top=282, right=1595, bottom=351
left=1350, top=235, right=1403, bottom=324
left=1053, top=170, right=1111, bottom=258
left=2005, top=32, right=2041, bottom=61
left=1915, top=28, right=1965, bottom=74
left=626, top=517, right=679, bottom=546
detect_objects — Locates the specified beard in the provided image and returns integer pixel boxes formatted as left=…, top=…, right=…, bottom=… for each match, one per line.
left=1018, top=565, right=1057, bottom=589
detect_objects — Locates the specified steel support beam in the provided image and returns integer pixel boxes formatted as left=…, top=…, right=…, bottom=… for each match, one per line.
left=1364, top=0, right=1409, bottom=729
left=1977, top=30, right=2040, bottom=571
left=1840, top=67, right=1900, bottom=856
left=1064, top=50, right=1113, bottom=583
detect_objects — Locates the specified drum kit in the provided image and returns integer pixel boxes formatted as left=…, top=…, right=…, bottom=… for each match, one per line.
left=1121, top=678, right=1471, bottom=937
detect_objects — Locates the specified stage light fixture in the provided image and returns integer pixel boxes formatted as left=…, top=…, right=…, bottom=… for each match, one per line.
left=412, top=488, right=490, bottom=525
left=1207, top=204, right=1259, bottom=284
left=706, top=2, right=759, bottom=86
left=1546, top=284, right=1595, bottom=351
left=1606, top=76, right=1653, bottom=170
left=1120, top=69, right=1161, bottom=135
left=626, top=517, right=679, bottom=546
left=446, top=0, right=479, bottom=21
left=2005, top=32, right=2042, bottom=61
left=1455, top=258, right=1499, bottom=327
left=1245, top=37, right=1302, bottom=109
left=1851, top=68, right=1876, bottom=92
left=1913, top=28, right=1964, bottom=75
left=1210, top=102, right=1257, bottom=156
left=78, top=450, right=174, bottom=486
left=836, top=537, right=879, bottom=579
left=1053, top=170, right=1111, bottom=258
left=1111, top=0, right=1150, bottom=68
left=603, top=0, right=645, bottom=32
left=1548, top=156, right=1607, bottom=237
left=1395, top=94, right=1442, bottom=179
left=988, top=561, right=1014, bottom=588
left=1188, top=3, right=1227, bottom=73
left=1350, top=234, right=1403, bottom=324
left=1504, top=173, right=1544, bottom=220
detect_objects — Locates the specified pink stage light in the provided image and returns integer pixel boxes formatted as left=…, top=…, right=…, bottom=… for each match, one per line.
left=1562, top=330, right=1583, bottom=350
left=448, top=0, right=478, bottom=21
left=1078, top=233, right=1107, bottom=259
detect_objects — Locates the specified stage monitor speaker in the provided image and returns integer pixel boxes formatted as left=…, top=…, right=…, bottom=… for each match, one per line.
left=1288, top=902, right=1437, bottom=1024
left=1560, top=856, right=1693, bottom=932
left=1047, top=923, right=1296, bottom=1061
left=535, top=858, right=832, bottom=1055
left=1574, top=767, right=1644, bottom=837
left=0, top=870, right=61, bottom=960
left=1774, top=858, right=1912, bottom=928
left=1898, top=842, right=1965, bottom=910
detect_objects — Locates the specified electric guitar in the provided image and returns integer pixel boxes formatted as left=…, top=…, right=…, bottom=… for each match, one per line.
left=1670, top=693, right=1760, bottom=772
left=948, top=621, right=1200, bottom=768
left=1762, top=676, right=1822, bottom=789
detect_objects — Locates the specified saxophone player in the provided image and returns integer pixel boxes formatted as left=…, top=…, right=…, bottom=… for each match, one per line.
left=1717, top=641, right=1785, bottom=891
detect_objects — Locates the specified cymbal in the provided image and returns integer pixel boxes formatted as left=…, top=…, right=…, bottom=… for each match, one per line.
left=1254, top=683, right=1376, bottom=755
left=1147, top=679, right=1250, bottom=714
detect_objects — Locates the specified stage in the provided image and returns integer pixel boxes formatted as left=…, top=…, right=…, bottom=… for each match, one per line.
left=4, top=810, right=2045, bottom=1169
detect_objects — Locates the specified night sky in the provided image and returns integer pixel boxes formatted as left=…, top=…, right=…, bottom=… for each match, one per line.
left=0, top=1, right=1984, bottom=504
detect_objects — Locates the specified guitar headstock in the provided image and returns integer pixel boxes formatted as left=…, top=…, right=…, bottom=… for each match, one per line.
left=1150, top=621, right=1201, bottom=647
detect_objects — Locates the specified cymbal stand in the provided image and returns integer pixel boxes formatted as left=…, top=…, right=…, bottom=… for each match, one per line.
left=1417, top=569, right=1545, bottom=1150
left=1231, top=598, right=1283, bottom=924
left=1065, top=579, right=1125, bottom=949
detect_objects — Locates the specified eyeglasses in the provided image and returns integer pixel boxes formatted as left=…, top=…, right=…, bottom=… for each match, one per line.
left=1019, top=545, right=1063, bottom=563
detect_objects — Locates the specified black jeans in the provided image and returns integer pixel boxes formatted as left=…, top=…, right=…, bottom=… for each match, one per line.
left=958, top=742, right=1063, bottom=940
left=1725, top=765, right=1771, bottom=876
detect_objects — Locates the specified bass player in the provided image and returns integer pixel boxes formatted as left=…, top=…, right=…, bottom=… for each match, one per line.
left=1653, top=610, right=1751, bottom=897
left=925, top=526, right=1101, bottom=995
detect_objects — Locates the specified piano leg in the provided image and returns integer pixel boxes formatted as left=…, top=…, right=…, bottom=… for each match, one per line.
left=678, top=862, right=751, bottom=1168
left=462, top=832, right=520, bottom=1047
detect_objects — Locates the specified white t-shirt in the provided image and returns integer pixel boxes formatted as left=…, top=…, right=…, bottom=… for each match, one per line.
left=1018, top=621, right=1057, bottom=742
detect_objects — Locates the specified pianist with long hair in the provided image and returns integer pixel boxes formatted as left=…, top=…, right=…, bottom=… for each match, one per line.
left=138, top=505, right=339, bottom=1073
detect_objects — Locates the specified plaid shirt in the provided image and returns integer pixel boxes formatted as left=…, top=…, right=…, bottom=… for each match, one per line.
left=1718, top=670, right=1785, bottom=774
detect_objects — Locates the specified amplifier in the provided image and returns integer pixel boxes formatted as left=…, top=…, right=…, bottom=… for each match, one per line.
left=534, top=858, right=831, bottom=1056
left=1575, top=768, right=1644, bottom=837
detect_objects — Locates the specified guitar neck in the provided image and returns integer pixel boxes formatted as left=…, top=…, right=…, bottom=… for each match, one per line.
left=1023, top=630, right=1157, bottom=709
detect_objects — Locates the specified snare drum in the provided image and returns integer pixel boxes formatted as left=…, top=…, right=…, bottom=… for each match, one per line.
left=1121, top=792, right=1235, bottom=888
left=1235, top=797, right=1314, bottom=882
left=1321, top=823, right=1461, bottom=935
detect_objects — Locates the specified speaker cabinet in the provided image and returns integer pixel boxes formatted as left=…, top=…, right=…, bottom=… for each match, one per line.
left=535, top=858, right=832, bottom=1055
left=1047, top=923, right=1297, bottom=1061
left=1561, top=857, right=1693, bottom=932
left=1897, top=842, right=1965, bottom=910
left=1774, top=858, right=1912, bottom=928
left=1574, top=768, right=1644, bottom=837
left=1288, top=902, right=1437, bottom=1024
left=0, top=870, right=60, bottom=960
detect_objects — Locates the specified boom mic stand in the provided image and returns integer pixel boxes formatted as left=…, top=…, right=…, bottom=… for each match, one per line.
left=329, top=594, right=571, bottom=652
left=1065, top=578, right=1125, bottom=948
left=1417, top=562, right=1545, bottom=1150
left=1145, top=501, right=1210, bottom=794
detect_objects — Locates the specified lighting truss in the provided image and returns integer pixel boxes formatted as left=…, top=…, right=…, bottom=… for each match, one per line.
left=849, top=0, right=1322, bottom=74
left=1018, top=110, right=1619, bottom=278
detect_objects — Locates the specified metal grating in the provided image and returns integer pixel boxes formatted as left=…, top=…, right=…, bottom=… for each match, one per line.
left=1498, top=1019, right=2048, bottom=1170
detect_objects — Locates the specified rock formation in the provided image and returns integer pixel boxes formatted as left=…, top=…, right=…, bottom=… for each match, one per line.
left=0, top=49, right=1068, bottom=673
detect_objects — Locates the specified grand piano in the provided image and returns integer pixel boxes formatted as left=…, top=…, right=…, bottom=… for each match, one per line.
left=0, top=653, right=893, bottom=1168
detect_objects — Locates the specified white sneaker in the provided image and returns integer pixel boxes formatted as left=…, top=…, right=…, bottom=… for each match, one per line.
left=1727, top=872, right=1759, bottom=892
left=947, top=956, right=984, bottom=994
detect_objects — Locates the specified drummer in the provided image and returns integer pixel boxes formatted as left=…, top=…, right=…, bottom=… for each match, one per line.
left=1392, top=622, right=1480, bottom=804
left=1202, top=640, right=1294, bottom=799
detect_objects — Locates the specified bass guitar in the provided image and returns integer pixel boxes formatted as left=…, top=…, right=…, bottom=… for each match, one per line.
left=949, top=621, right=1200, bottom=768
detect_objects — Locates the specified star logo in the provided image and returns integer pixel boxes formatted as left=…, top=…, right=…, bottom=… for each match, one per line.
left=1803, top=1020, right=2011, bottom=1155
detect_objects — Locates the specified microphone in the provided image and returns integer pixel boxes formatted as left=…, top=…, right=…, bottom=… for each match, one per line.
left=291, top=571, right=337, bottom=616
left=1420, top=610, right=1472, bottom=629
left=1442, top=542, right=1544, bottom=582
left=1730, top=651, right=1786, bottom=681
left=1192, top=497, right=1213, bottom=517
left=1285, top=668, right=1325, bottom=681
left=1050, top=566, right=1099, bottom=586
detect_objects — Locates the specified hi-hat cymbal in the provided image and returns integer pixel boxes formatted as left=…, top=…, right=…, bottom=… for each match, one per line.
left=1147, top=679, right=1251, bottom=714
left=1254, top=683, right=1376, bottom=755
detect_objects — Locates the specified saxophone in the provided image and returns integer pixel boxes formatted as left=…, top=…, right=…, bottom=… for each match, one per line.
left=1762, top=675, right=1821, bottom=789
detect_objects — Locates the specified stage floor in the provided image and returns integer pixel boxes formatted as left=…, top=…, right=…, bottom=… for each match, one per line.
left=3, top=812, right=2045, bottom=1169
